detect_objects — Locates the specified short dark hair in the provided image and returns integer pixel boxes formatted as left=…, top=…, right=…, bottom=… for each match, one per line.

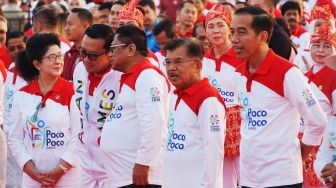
left=153, top=20, right=175, bottom=38
left=16, top=33, right=60, bottom=82
left=281, top=1, right=301, bottom=16
left=115, top=25, right=148, bottom=56
left=33, top=8, right=57, bottom=28
left=179, top=0, right=197, bottom=11
left=6, top=31, right=26, bottom=46
left=165, top=37, right=203, bottom=60
left=98, top=2, right=113, bottom=11
left=85, top=24, right=115, bottom=50
left=138, top=0, right=156, bottom=11
left=235, top=6, right=275, bottom=43
left=71, top=8, right=94, bottom=25
left=112, top=0, right=127, bottom=6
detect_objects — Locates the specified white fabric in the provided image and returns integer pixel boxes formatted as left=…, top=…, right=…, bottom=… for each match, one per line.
left=163, top=95, right=225, bottom=188
left=8, top=86, right=81, bottom=187
left=235, top=65, right=327, bottom=187
left=73, top=62, right=121, bottom=184
left=101, top=69, right=169, bottom=187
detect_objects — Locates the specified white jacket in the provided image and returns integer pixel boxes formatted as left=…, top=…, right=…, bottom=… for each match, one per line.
left=100, top=58, right=170, bottom=187
left=73, top=62, right=121, bottom=180
left=8, top=78, right=81, bottom=187
left=163, top=79, right=225, bottom=188
left=3, top=68, right=27, bottom=135
left=234, top=50, right=327, bottom=187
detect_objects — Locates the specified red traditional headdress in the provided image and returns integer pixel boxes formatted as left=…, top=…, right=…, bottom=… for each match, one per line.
left=311, top=24, right=336, bottom=46
left=118, top=2, right=144, bottom=27
left=310, top=0, right=336, bottom=21
left=204, top=3, right=232, bottom=26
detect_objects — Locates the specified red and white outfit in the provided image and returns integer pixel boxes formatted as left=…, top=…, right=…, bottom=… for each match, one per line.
left=73, top=62, right=121, bottom=188
left=8, top=78, right=81, bottom=187
left=314, top=116, right=336, bottom=186
left=3, top=66, right=27, bottom=188
left=100, top=58, right=170, bottom=187
left=202, top=48, right=242, bottom=188
left=234, top=50, right=327, bottom=187
left=163, top=78, right=226, bottom=188
left=300, top=65, right=336, bottom=187
left=0, top=60, right=6, bottom=188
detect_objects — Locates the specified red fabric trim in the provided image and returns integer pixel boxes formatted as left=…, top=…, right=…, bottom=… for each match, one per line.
left=291, top=24, right=307, bottom=37
left=88, top=66, right=112, bottom=96
left=119, top=58, right=170, bottom=93
left=20, top=78, right=74, bottom=109
left=235, top=50, right=294, bottom=96
left=173, top=78, right=225, bottom=115
left=204, top=48, right=242, bottom=71
left=305, top=66, right=336, bottom=105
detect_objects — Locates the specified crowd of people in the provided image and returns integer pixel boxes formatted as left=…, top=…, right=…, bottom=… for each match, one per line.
left=0, top=0, right=335, bottom=187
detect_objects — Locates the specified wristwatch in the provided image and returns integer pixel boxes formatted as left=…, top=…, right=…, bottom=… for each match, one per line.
left=59, top=164, right=69, bottom=173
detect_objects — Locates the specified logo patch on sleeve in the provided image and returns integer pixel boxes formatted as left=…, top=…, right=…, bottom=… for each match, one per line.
left=150, top=87, right=161, bottom=102
left=302, top=89, right=316, bottom=108
left=210, top=114, right=220, bottom=132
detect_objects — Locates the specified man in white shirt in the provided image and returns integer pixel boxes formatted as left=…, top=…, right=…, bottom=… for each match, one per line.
left=231, top=6, right=327, bottom=187
left=73, top=24, right=121, bottom=188
left=101, top=25, right=170, bottom=188
left=163, top=37, right=226, bottom=188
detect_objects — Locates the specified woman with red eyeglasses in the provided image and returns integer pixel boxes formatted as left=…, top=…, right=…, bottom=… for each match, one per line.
left=7, top=33, right=81, bottom=188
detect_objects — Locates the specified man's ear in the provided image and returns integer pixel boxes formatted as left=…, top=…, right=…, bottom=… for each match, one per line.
left=127, top=43, right=137, bottom=56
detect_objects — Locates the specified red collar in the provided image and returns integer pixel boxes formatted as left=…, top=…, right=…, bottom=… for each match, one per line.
left=28, top=78, right=66, bottom=107
left=176, top=27, right=194, bottom=38
left=174, top=78, right=209, bottom=96
left=291, top=24, right=306, bottom=37
left=205, top=47, right=236, bottom=60
left=236, top=49, right=275, bottom=77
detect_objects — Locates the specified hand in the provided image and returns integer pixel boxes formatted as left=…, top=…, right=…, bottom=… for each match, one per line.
left=42, top=166, right=64, bottom=187
left=321, top=162, right=336, bottom=188
left=302, top=56, right=311, bottom=71
left=23, top=160, right=52, bottom=186
left=132, top=163, right=149, bottom=186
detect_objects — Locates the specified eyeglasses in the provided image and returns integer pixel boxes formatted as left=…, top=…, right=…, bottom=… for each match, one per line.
left=109, top=43, right=126, bottom=53
left=79, top=49, right=107, bottom=61
left=41, top=53, right=64, bottom=63
left=163, top=58, right=200, bottom=67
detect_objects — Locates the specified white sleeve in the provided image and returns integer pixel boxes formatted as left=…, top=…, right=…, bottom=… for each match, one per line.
left=3, top=76, right=12, bottom=135
left=314, top=117, right=336, bottom=184
left=134, top=69, right=168, bottom=166
left=332, top=90, right=336, bottom=115
left=0, top=73, right=5, bottom=125
left=198, top=97, right=225, bottom=187
left=60, top=96, right=81, bottom=167
left=8, top=92, right=32, bottom=169
left=284, top=68, right=327, bottom=146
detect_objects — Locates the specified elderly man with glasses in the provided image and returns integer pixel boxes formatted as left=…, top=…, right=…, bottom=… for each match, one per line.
left=162, top=37, right=226, bottom=188
left=73, top=24, right=121, bottom=188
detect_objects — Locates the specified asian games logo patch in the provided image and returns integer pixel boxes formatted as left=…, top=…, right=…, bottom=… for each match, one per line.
left=210, top=114, right=220, bottom=132
left=302, top=89, right=316, bottom=108
left=150, top=87, right=161, bottom=102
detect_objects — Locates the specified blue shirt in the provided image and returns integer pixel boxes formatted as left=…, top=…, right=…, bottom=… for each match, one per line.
left=145, top=28, right=159, bottom=53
